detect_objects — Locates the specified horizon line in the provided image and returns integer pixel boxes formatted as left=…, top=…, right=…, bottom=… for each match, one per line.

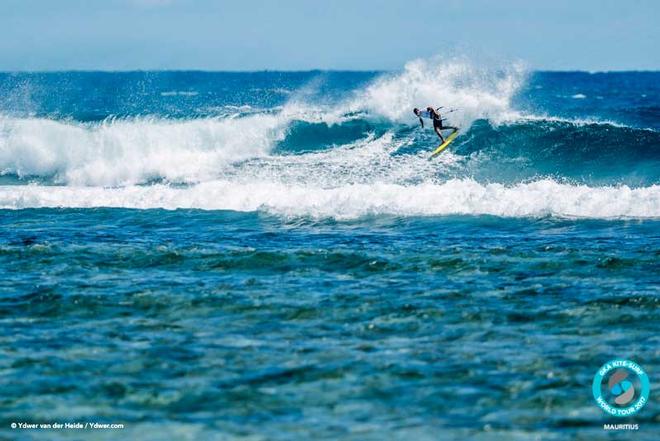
left=0, top=69, right=659, bottom=75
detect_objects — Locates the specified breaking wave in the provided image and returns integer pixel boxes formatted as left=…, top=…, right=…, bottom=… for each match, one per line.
left=0, top=58, right=658, bottom=219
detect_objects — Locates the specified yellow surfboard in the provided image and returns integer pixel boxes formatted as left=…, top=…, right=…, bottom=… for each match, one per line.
left=429, top=130, right=460, bottom=159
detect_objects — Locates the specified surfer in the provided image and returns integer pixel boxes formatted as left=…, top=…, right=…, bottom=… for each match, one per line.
left=413, top=107, right=458, bottom=143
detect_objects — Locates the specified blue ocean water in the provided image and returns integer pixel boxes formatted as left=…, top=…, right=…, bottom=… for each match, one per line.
left=0, top=60, right=658, bottom=440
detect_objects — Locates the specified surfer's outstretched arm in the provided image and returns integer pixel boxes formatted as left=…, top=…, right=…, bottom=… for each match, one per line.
left=418, top=117, right=424, bottom=128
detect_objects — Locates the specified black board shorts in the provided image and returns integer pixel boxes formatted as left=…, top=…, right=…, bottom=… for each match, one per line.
left=433, top=118, right=444, bottom=130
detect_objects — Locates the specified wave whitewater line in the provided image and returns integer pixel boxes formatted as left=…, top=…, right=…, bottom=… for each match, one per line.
left=1, top=179, right=658, bottom=219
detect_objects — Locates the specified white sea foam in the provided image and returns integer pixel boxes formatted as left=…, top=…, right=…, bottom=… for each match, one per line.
left=1, top=180, right=658, bottom=219
left=349, top=57, right=526, bottom=128
left=0, top=106, right=381, bottom=187
left=0, top=113, right=289, bottom=186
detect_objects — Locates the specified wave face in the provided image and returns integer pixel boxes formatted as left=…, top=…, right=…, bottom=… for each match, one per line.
left=0, top=61, right=659, bottom=218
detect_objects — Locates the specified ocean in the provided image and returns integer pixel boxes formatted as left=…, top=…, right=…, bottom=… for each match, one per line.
left=0, top=60, right=658, bottom=440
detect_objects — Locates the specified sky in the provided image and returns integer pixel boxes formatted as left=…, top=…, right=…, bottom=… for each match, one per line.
left=0, top=0, right=658, bottom=71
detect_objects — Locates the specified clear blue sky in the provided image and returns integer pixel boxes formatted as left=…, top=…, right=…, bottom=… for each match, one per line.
left=1, top=0, right=658, bottom=71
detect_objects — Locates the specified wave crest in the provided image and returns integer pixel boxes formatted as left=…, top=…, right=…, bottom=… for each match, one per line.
left=0, top=114, right=287, bottom=186
left=353, top=58, right=526, bottom=127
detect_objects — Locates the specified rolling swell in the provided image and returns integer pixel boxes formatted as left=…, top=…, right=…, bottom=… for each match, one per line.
left=263, top=115, right=660, bottom=186
left=1, top=114, right=657, bottom=186
left=0, top=113, right=659, bottom=219
left=454, top=119, right=660, bottom=185
left=275, top=118, right=389, bottom=154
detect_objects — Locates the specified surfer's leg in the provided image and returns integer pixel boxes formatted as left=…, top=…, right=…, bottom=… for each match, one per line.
left=433, top=121, right=445, bottom=142
left=434, top=126, right=445, bottom=142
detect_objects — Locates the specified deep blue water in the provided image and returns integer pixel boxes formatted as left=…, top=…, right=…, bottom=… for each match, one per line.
left=0, top=63, right=658, bottom=440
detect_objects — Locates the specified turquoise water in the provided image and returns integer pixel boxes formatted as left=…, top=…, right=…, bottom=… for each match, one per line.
left=0, top=62, right=658, bottom=439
